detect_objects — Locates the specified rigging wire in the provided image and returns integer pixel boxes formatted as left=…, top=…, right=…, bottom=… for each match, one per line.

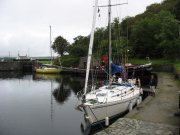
left=126, top=0, right=129, bottom=73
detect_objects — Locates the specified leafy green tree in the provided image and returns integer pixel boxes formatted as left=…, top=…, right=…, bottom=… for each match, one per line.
left=131, top=18, right=155, bottom=58
left=155, top=14, right=180, bottom=60
left=174, top=0, right=180, bottom=21
left=112, top=17, right=120, bottom=40
left=70, top=44, right=88, bottom=57
left=131, top=10, right=179, bottom=59
left=93, top=27, right=106, bottom=51
left=72, top=35, right=89, bottom=46
left=52, top=36, right=70, bottom=56
left=96, top=36, right=128, bottom=63
left=120, top=16, right=134, bottom=39
left=145, top=3, right=160, bottom=14
left=53, top=55, right=80, bottom=67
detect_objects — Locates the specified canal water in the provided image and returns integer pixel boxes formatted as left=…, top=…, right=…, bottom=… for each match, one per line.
left=0, top=71, right=151, bottom=135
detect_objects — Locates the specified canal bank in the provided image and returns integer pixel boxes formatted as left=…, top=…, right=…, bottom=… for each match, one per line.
left=95, top=72, right=179, bottom=135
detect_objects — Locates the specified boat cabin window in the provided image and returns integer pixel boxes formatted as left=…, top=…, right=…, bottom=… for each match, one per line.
left=96, top=93, right=106, bottom=97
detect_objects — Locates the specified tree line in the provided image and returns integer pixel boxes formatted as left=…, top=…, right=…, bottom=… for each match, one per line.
left=52, top=0, right=180, bottom=67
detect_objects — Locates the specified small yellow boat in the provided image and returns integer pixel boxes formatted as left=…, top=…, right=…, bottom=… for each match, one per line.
left=36, top=68, right=62, bottom=74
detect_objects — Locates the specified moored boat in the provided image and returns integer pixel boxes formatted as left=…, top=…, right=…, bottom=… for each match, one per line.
left=36, top=68, right=61, bottom=74
left=35, top=26, right=62, bottom=74
left=76, top=0, right=143, bottom=127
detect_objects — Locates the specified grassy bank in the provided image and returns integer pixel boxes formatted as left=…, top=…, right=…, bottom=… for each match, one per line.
left=40, top=61, right=52, bottom=64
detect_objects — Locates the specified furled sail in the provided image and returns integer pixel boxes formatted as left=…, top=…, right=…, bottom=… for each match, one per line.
left=84, top=0, right=98, bottom=94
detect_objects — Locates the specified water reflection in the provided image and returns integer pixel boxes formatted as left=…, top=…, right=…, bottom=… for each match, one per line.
left=80, top=115, right=91, bottom=135
left=0, top=72, right=90, bottom=135
left=0, top=71, right=24, bottom=79
left=0, top=71, right=154, bottom=135
left=53, top=78, right=71, bottom=104
left=34, top=74, right=86, bottom=104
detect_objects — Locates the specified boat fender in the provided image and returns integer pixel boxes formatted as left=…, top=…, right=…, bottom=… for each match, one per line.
left=139, top=96, right=142, bottom=103
left=141, top=88, right=143, bottom=95
left=129, top=102, right=132, bottom=111
left=118, top=78, right=122, bottom=83
left=138, top=79, right=141, bottom=86
left=85, top=115, right=93, bottom=124
left=137, top=98, right=140, bottom=105
left=105, top=117, right=109, bottom=126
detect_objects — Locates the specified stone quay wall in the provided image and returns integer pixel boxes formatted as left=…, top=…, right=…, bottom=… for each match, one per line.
left=0, top=62, right=23, bottom=71
left=172, top=65, right=180, bottom=82
left=152, top=64, right=180, bottom=82
left=0, top=62, right=42, bottom=71
left=152, top=64, right=173, bottom=72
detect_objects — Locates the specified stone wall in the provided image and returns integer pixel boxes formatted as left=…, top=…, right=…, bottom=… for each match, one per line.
left=0, top=62, right=23, bottom=71
left=172, top=65, right=180, bottom=82
left=152, top=64, right=173, bottom=72
left=0, top=62, right=42, bottom=71
left=78, top=57, right=100, bottom=68
left=152, top=64, right=180, bottom=82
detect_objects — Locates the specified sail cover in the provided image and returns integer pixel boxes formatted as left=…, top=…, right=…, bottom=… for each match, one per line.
left=106, top=63, right=124, bottom=74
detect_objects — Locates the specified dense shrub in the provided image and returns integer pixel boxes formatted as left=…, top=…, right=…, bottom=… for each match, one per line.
left=53, top=55, right=80, bottom=67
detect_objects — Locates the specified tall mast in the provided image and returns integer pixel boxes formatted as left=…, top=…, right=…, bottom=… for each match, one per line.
left=108, top=0, right=112, bottom=88
left=50, top=26, right=52, bottom=65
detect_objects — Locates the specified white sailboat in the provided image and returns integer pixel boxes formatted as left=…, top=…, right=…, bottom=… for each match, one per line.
left=77, top=0, right=143, bottom=127
left=36, top=26, right=62, bottom=74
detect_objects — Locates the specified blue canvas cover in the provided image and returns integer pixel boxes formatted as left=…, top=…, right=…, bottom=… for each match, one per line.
left=106, top=63, right=124, bottom=74
left=105, top=83, right=132, bottom=87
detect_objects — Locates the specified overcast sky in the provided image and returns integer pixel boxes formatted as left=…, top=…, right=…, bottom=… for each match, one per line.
left=0, top=0, right=163, bottom=57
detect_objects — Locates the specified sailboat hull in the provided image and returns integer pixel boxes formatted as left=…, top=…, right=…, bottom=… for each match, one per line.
left=83, top=94, right=139, bottom=127
left=36, top=69, right=62, bottom=74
